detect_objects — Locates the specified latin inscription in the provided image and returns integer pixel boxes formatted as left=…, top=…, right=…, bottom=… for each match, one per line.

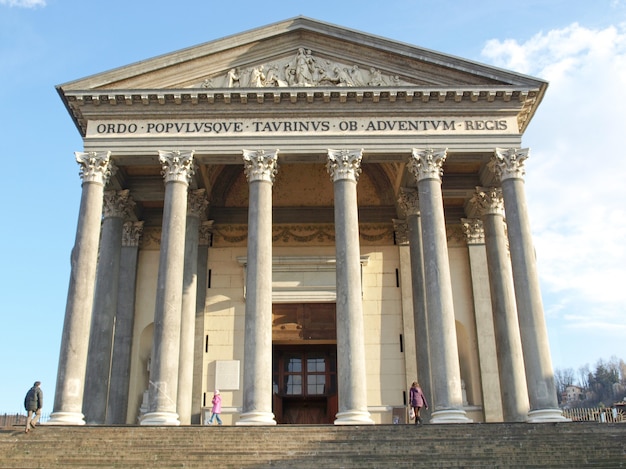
left=89, top=117, right=513, bottom=137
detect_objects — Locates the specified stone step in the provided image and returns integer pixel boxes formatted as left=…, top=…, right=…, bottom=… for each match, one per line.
left=1, top=423, right=624, bottom=468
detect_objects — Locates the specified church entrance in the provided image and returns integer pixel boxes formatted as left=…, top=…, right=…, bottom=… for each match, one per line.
left=272, top=303, right=338, bottom=424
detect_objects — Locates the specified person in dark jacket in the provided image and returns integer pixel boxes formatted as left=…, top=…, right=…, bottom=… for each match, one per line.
left=24, top=381, right=43, bottom=433
left=409, top=381, right=428, bottom=425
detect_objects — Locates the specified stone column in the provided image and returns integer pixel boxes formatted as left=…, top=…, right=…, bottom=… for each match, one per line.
left=397, top=188, right=432, bottom=420
left=107, top=221, right=143, bottom=424
left=192, top=220, right=213, bottom=424
left=327, top=149, right=374, bottom=425
left=141, top=150, right=195, bottom=426
left=84, top=189, right=134, bottom=424
left=177, top=189, right=208, bottom=425
left=460, top=218, right=504, bottom=422
left=237, top=149, right=279, bottom=426
left=408, top=148, right=470, bottom=423
left=49, top=151, right=114, bottom=425
left=470, top=187, right=529, bottom=421
left=490, top=148, right=566, bottom=422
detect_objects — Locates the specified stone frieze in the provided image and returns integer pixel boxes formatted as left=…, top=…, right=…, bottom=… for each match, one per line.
left=199, top=49, right=410, bottom=88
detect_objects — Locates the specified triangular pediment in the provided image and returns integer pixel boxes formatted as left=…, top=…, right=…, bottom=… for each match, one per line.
left=58, top=17, right=545, bottom=91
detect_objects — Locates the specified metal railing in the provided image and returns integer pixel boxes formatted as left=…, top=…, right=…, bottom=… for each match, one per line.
left=0, top=412, right=51, bottom=427
left=562, top=407, right=624, bottom=423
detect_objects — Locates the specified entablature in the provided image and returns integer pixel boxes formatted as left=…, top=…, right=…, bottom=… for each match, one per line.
left=63, top=86, right=540, bottom=137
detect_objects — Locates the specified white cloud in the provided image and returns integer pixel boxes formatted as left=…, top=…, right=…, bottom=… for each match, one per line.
left=481, top=23, right=626, bottom=334
left=0, top=0, right=45, bottom=7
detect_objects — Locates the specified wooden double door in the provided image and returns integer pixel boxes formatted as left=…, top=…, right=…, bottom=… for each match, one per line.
left=272, top=304, right=338, bottom=424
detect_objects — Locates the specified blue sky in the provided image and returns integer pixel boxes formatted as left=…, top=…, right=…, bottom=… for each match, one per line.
left=1, top=0, right=625, bottom=412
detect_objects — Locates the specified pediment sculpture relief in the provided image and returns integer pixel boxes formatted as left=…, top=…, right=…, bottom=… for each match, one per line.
left=199, top=48, right=409, bottom=88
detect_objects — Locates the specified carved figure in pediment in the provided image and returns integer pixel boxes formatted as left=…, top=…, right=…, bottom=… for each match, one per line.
left=312, top=59, right=335, bottom=85
left=296, top=48, right=314, bottom=85
left=368, top=67, right=385, bottom=86
left=265, top=63, right=289, bottom=87
left=282, top=47, right=315, bottom=86
left=250, top=66, right=266, bottom=87
left=196, top=48, right=410, bottom=88
left=349, top=65, right=366, bottom=86
left=333, top=66, right=354, bottom=86
left=227, top=68, right=240, bottom=88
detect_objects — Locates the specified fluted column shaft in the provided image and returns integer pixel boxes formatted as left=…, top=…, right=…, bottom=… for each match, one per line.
left=237, top=149, right=278, bottom=426
left=491, top=148, right=565, bottom=422
left=471, top=187, right=529, bottom=421
left=141, top=150, right=195, bottom=426
left=107, top=221, right=143, bottom=424
left=49, top=151, right=114, bottom=425
left=84, top=189, right=134, bottom=424
left=398, top=188, right=432, bottom=420
left=408, top=148, right=470, bottom=423
left=177, top=189, right=208, bottom=425
left=327, top=149, right=374, bottom=425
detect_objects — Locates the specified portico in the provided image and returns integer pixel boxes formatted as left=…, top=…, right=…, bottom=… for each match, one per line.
left=49, top=17, right=565, bottom=426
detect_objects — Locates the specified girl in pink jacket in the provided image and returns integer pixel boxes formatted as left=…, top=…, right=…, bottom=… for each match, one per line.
left=207, top=390, right=222, bottom=425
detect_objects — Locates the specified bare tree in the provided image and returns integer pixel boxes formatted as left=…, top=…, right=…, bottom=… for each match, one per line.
left=578, top=364, right=590, bottom=389
left=554, top=367, right=576, bottom=403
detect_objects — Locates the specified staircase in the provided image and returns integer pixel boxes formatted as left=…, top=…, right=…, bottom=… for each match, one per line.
left=1, top=423, right=624, bottom=468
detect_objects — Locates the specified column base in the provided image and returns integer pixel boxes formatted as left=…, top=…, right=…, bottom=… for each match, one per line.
left=430, top=409, right=473, bottom=424
left=139, top=411, right=181, bottom=426
left=334, top=410, right=375, bottom=425
left=526, top=408, right=570, bottom=423
left=236, top=411, right=277, bottom=426
left=46, top=411, right=86, bottom=425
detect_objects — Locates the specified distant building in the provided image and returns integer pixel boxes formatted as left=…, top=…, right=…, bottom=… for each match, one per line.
left=562, top=385, right=585, bottom=407
left=49, top=17, right=566, bottom=427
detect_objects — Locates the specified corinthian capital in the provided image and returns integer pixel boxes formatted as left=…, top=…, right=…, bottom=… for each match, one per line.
left=471, top=186, right=505, bottom=217
left=158, top=150, right=195, bottom=184
left=103, top=189, right=135, bottom=219
left=392, top=219, right=409, bottom=245
left=397, top=187, right=420, bottom=217
left=122, top=221, right=144, bottom=247
left=188, top=189, right=209, bottom=218
left=199, top=220, right=214, bottom=246
left=242, top=149, right=279, bottom=183
left=408, top=148, right=447, bottom=183
left=490, top=148, right=529, bottom=182
left=326, top=149, right=363, bottom=183
left=75, top=151, right=115, bottom=185
left=461, top=218, right=485, bottom=245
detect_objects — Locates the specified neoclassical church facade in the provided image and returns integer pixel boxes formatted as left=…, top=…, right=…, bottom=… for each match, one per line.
left=49, top=17, right=565, bottom=426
